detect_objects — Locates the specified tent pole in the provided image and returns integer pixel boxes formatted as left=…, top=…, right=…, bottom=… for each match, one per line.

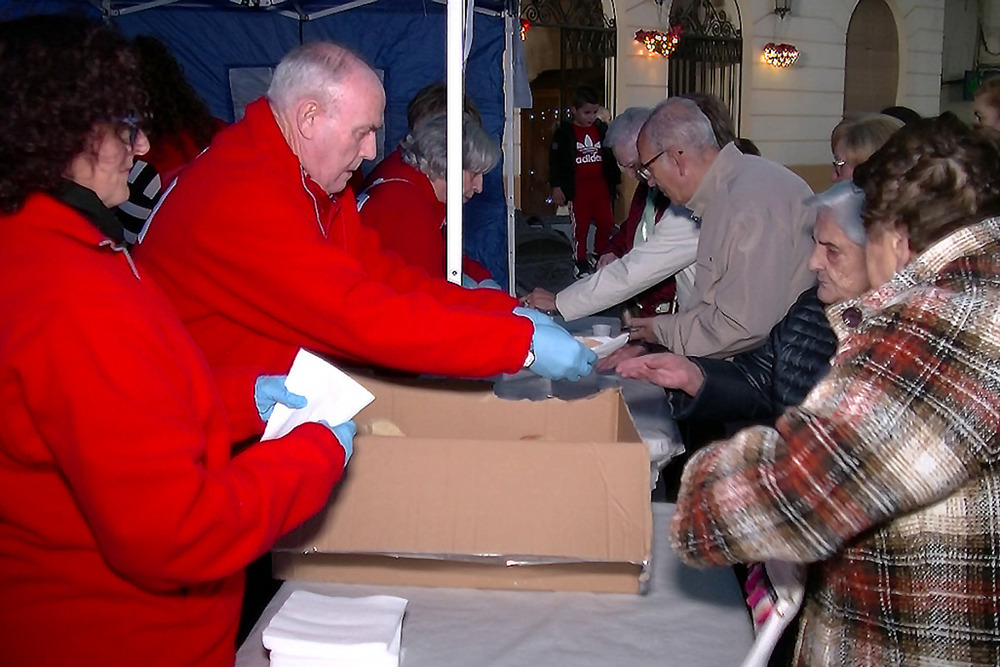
left=503, top=10, right=516, bottom=295
left=445, top=0, right=466, bottom=286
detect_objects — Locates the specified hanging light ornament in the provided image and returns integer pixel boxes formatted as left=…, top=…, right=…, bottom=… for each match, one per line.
left=634, top=24, right=683, bottom=58
left=762, top=42, right=799, bottom=68
left=520, top=18, right=530, bottom=41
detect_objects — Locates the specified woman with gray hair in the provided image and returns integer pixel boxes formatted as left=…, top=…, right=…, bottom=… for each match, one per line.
left=669, top=113, right=1000, bottom=667
left=358, top=113, right=501, bottom=285
left=619, top=181, right=869, bottom=666
left=618, top=179, right=869, bottom=423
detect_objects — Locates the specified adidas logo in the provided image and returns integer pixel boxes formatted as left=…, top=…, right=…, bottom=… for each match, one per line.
left=575, top=134, right=602, bottom=155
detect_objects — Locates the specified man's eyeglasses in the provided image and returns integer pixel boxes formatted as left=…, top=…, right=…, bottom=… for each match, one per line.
left=832, top=156, right=847, bottom=176
left=636, top=149, right=667, bottom=182
left=118, top=112, right=141, bottom=149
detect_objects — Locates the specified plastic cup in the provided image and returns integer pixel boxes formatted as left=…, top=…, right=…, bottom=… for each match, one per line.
left=592, top=324, right=612, bottom=337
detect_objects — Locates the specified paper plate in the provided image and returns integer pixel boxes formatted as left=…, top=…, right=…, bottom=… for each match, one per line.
left=575, top=332, right=630, bottom=359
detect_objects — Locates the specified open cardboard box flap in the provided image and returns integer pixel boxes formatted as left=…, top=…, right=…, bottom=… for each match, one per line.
left=273, top=374, right=653, bottom=593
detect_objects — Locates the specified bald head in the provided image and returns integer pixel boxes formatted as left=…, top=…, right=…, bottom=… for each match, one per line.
left=636, top=97, right=721, bottom=205
left=640, top=97, right=719, bottom=155
left=268, top=42, right=370, bottom=112
left=268, top=41, right=384, bottom=194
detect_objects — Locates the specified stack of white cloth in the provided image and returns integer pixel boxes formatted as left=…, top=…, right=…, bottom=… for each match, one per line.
left=262, top=591, right=408, bottom=667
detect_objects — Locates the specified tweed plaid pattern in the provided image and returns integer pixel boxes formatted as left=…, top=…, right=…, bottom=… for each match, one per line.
left=671, top=218, right=1000, bottom=666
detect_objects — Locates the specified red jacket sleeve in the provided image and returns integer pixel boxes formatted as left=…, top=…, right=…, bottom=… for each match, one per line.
left=20, top=297, right=344, bottom=591
left=359, top=182, right=445, bottom=279
left=462, top=256, right=493, bottom=283
left=358, top=181, right=512, bottom=309
left=355, top=224, right=516, bottom=311
left=138, top=183, right=529, bottom=377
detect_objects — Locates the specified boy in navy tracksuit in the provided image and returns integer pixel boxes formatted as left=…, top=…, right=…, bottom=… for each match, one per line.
left=548, top=85, right=621, bottom=275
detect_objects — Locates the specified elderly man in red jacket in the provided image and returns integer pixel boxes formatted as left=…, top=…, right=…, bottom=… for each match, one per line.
left=135, top=42, right=593, bottom=384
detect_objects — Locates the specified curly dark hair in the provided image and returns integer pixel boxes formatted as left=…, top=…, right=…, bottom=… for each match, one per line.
left=132, top=34, right=216, bottom=148
left=0, top=15, right=147, bottom=213
left=854, top=112, right=1000, bottom=253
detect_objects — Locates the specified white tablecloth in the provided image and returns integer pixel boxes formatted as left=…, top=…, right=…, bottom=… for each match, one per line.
left=236, top=504, right=754, bottom=667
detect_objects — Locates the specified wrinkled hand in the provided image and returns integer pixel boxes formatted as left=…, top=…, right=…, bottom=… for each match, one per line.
left=520, top=288, right=557, bottom=314
left=550, top=187, right=566, bottom=207
left=319, top=419, right=356, bottom=468
left=596, top=252, right=617, bottom=269
left=528, top=322, right=596, bottom=381
left=513, top=306, right=556, bottom=328
left=595, top=342, right=646, bottom=373
left=254, top=374, right=307, bottom=420
left=616, top=352, right=705, bottom=396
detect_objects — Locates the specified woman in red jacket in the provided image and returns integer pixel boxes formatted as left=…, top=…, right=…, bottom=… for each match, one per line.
left=0, top=17, right=351, bottom=667
left=358, top=113, right=499, bottom=286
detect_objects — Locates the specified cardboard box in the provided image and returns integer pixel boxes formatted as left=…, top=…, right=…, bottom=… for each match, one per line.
left=272, top=374, right=653, bottom=594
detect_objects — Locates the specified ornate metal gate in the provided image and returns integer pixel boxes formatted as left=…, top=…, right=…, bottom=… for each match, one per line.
left=521, top=0, right=617, bottom=114
left=668, top=0, right=743, bottom=134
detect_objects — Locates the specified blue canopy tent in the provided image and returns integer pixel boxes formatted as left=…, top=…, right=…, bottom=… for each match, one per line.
left=0, top=0, right=524, bottom=286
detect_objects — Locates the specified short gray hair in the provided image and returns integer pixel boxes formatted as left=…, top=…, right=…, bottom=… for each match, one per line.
left=806, top=180, right=866, bottom=245
left=605, top=107, right=651, bottom=152
left=836, top=113, right=904, bottom=166
left=400, top=113, right=500, bottom=180
left=266, top=42, right=360, bottom=112
left=643, top=97, right=719, bottom=153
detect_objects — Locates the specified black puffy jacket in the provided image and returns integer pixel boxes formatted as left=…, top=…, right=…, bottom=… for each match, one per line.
left=668, top=287, right=837, bottom=423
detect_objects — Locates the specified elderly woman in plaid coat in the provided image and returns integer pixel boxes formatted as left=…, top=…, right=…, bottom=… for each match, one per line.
left=670, top=113, right=1000, bottom=666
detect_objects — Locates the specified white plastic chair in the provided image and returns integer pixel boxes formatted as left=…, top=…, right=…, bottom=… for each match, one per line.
left=739, top=560, right=806, bottom=667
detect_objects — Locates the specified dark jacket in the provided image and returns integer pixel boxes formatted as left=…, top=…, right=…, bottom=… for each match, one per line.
left=548, top=119, right=620, bottom=201
left=668, top=287, right=837, bottom=423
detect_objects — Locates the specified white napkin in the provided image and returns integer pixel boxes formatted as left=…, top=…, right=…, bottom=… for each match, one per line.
left=263, top=591, right=408, bottom=667
left=261, top=349, right=375, bottom=441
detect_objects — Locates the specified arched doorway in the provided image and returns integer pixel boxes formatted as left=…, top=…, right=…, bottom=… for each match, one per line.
left=844, top=0, right=899, bottom=115
left=518, top=0, right=616, bottom=220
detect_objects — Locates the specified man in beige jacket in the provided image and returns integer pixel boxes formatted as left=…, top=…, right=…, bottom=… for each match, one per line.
left=626, top=97, right=815, bottom=359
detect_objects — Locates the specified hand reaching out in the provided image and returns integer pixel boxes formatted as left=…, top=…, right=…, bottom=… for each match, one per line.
left=616, top=352, right=705, bottom=396
left=596, top=252, right=617, bottom=269
left=595, top=342, right=646, bottom=373
left=624, top=315, right=657, bottom=344
left=520, top=288, right=557, bottom=314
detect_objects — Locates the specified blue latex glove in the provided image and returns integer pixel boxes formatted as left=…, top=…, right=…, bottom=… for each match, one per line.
left=320, top=419, right=356, bottom=467
left=513, top=306, right=556, bottom=328
left=254, top=375, right=307, bottom=420
left=476, top=278, right=502, bottom=290
left=528, top=322, right=597, bottom=381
